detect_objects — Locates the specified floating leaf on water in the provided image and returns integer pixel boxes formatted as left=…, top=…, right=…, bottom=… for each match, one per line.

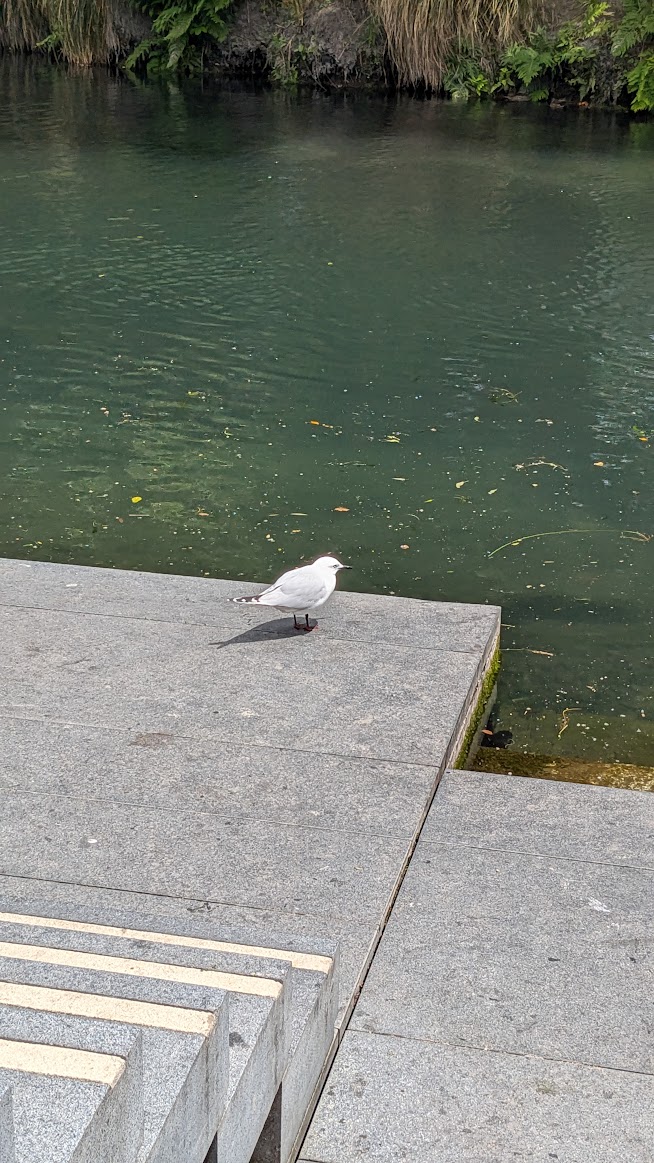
left=310, top=420, right=320, bottom=426
left=291, top=529, right=301, bottom=533
left=455, top=481, right=467, bottom=489
left=594, top=461, right=605, bottom=466
left=393, top=477, right=406, bottom=481
left=290, top=512, right=308, bottom=516
left=400, top=544, right=410, bottom=550
left=488, top=489, right=498, bottom=495
left=384, top=435, right=401, bottom=443
left=131, top=496, right=142, bottom=503
left=334, top=506, right=350, bottom=512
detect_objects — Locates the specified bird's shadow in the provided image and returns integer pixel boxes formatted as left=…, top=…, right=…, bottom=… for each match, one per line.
left=209, top=617, right=315, bottom=650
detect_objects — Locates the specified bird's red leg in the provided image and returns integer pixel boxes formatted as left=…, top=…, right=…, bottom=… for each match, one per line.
left=303, top=614, right=317, bottom=632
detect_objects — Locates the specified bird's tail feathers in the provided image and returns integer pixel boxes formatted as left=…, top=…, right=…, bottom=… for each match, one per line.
left=230, top=595, right=261, bottom=604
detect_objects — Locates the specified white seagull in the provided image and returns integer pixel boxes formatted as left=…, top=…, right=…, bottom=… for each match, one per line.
left=230, top=554, right=350, bottom=631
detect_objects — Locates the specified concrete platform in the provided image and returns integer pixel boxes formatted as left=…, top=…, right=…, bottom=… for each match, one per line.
left=0, top=558, right=499, bottom=1162
left=301, top=770, right=654, bottom=1163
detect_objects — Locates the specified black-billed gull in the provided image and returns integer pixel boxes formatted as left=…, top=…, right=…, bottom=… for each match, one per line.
left=231, top=554, right=350, bottom=631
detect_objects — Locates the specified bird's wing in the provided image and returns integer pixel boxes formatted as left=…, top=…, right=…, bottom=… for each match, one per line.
left=254, top=565, right=312, bottom=606
left=256, top=564, right=326, bottom=610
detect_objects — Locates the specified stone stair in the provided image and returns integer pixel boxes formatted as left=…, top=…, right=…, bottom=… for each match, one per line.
left=0, top=904, right=338, bottom=1163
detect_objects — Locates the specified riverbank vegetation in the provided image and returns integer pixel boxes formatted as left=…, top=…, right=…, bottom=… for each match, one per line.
left=1, top=0, right=653, bottom=109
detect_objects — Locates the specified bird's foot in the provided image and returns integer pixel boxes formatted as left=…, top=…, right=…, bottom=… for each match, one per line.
left=293, top=616, right=317, bottom=632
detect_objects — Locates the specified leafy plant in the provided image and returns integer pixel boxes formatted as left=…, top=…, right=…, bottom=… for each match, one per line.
left=125, top=0, right=232, bottom=73
left=443, top=52, right=490, bottom=99
left=626, top=50, right=654, bottom=109
left=613, top=0, right=654, bottom=111
left=498, top=1, right=611, bottom=102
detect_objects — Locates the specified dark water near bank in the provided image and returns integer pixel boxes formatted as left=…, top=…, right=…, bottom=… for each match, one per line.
left=1, top=59, right=653, bottom=763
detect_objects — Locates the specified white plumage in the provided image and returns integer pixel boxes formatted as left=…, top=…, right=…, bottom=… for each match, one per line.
left=230, top=554, right=350, bottom=631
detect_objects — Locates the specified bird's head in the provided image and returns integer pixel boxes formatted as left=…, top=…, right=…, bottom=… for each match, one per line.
left=314, top=555, right=351, bottom=571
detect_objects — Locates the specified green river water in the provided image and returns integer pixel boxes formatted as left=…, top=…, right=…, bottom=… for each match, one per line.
left=1, top=58, right=653, bottom=763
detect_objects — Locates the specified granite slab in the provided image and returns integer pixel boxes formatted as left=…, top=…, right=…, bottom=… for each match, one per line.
left=0, top=719, right=437, bottom=837
left=0, top=603, right=484, bottom=765
left=0, top=1018, right=145, bottom=1160
left=0, top=1036, right=142, bottom=1163
left=0, top=791, right=411, bottom=922
left=0, top=953, right=280, bottom=1163
left=0, top=1084, right=12, bottom=1163
left=424, top=769, right=654, bottom=868
left=350, top=842, right=654, bottom=1073
left=0, top=1000, right=224, bottom=1163
left=300, top=1030, right=654, bottom=1163
left=0, top=907, right=335, bottom=1162
left=0, top=559, right=500, bottom=655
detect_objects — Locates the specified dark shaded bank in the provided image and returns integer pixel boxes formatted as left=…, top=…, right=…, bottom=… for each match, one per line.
left=0, top=1, right=653, bottom=109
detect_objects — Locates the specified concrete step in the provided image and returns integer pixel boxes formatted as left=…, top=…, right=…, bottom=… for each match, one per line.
left=0, top=1029, right=142, bottom=1163
left=0, top=998, right=224, bottom=1163
left=0, top=903, right=338, bottom=1163
left=0, top=1083, right=12, bottom=1163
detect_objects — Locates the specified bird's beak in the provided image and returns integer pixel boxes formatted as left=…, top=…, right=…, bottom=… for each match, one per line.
left=339, top=564, right=352, bottom=570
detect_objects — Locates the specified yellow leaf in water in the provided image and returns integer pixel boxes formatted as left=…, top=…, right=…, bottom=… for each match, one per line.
left=400, top=544, right=410, bottom=550
left=310, top=420, right=320, bottom=425
left=593, top=461, right=604, bottom=466
left=455, top=481, right=466, bottom=489
left=334, top=506, right=350, bottom=512
left=384, top=435, right=401, bottom=443
left=290, top=512, right=307, bottom=516
left=393, top=477, right=406, bottom=481
left=488, top=489, right=498, bottom=495
left=131, top=496, right=142, bottom=503
left=291, top=529, right=301, bottom=533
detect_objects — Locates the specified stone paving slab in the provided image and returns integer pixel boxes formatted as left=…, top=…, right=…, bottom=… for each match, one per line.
left=351, top=842, right=654, bottom=1073
left=303, top=770, right=654, bottom=1161
left=300, top=1030, right=654, bottom=1163
left=0, top=719, right=436, bottom=837
left=0, top=559, right=500, bottom=655
left=0, top=790, right=410, bottom=922
left=1, top=604, right=483, bottom=765
left=423, top=769, right=654, bottom=867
